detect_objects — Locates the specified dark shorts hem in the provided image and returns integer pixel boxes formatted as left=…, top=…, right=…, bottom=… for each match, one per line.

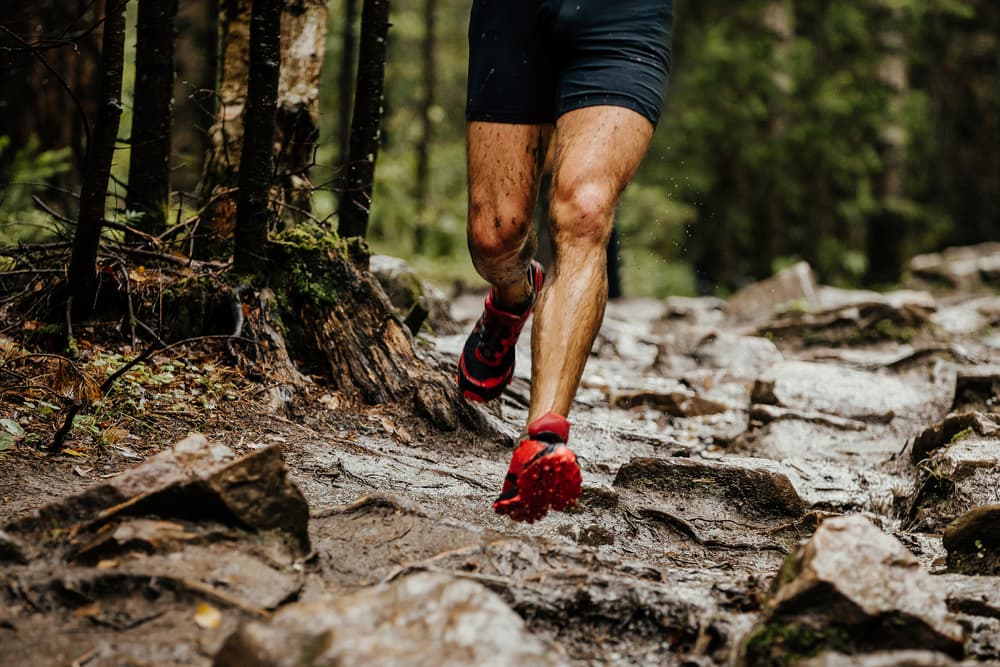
left=557, top=95, right=661, bottom=128
left=465, top=109, right=555, bottom=125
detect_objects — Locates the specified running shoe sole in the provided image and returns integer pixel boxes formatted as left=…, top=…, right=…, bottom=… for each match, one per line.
left=494, top=445, right=582, bottom=523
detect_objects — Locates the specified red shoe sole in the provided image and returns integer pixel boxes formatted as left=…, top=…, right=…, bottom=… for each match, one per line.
left=493, top=446, right=582, bottom=523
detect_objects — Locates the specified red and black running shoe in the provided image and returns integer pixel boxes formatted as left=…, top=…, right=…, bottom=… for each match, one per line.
left=457, top=260, right=544, bottom=403
left=493, top=411, right=582, bottom=523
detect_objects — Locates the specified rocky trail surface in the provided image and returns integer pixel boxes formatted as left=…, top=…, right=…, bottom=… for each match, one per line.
left=4, top=247, right=1000, bottom=666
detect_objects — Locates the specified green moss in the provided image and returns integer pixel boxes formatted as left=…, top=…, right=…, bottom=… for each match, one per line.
left=744, top=623, right=853, bottom=667
left=298, top=630, right=333, bottom=666
left=803, top=317, right=918, bottom=347
left=871, top=318, right=917, bottom=343
left=775, top=552, right=804, bottom=589
left=949, top=426, right=973, bottom=443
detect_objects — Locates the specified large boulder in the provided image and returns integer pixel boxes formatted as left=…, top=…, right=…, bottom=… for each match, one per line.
left=214, top=573, right=568, bottom=667
left=369, top=254, right=456, bottom=334
left=744, top=515, right=965, bottom=666
left=727, top=262, right=819, bottom=324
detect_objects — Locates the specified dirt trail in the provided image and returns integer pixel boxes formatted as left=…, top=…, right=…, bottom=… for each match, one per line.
left=4, top=252, right=1000, bottom=666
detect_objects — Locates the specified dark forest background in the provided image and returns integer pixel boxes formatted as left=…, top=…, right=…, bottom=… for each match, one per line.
left=1, top=0, right=998, bottom=297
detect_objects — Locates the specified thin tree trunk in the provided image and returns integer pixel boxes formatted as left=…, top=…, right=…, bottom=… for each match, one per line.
left=413, top=0, right=436, bottom=253
left=338, top=0, right=358, bottom=167
left=203, top=0, right=252, bottom=195
left=172, top=0, right=219, bottom=195
left=338, top=0, right=390, bottom=240
left=865, top=2, right=908, bottom=285
left=275, top=0, right=328, bottom=225
left=67, top=0, right=128, bottom=318
left=233, top=0, right=283, bottom=274
left=125, top=0, right=179, bottom=236
left=757, top=0, right=793, bottom=278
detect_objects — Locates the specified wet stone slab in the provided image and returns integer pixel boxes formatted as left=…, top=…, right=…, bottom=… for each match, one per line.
left=1, top=435, right=312, bottom=666
left=308, top=495, right=500, bottom=592
left=799, top=651, right=958, bottom=667
left=752, top=360, right=944, bottom=425
left=389, top=539, right=727, bottom=665
left=214, top=572, right=570, bottom=667
left=3, top=434, right=311, bottom=559
left=613, top=456, right=810, bottom=556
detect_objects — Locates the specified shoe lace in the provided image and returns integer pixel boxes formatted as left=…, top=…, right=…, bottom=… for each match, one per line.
left=477, top=315, right=515, bottom=362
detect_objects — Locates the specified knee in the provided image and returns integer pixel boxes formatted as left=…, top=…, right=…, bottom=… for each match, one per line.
left=549, top=179, right=615, bottom=250
left=467, top=198, right=535, bottom=261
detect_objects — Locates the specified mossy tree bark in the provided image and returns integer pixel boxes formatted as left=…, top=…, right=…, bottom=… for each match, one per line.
left=125, top=0, right=179, bottom=237
left=67, top=0, right=129, bottom=319
left=865, top=2, right=908, bottom=285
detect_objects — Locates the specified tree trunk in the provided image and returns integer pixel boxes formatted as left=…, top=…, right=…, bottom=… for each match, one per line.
left=172, top=0, right=218, bottom=195
left=933, top=1, right=999, bottom=246
left=865, top=2, right=908, bottom=285
left=338, top=0, right=358, bottom=168
left=125, top=0, right=179, bottom=237
left=67, top=0, right=128, bottom=318
left=274, top=0, right=328, bottom=225
left=338, top=0, right=390, bottom=240
left=203, top=0, right=252, bottom=195
left=756, top=0, right=793, bottom=279
left=413, top=0, right=437, bottom=253
left=233, top=0, right=283, bottom=274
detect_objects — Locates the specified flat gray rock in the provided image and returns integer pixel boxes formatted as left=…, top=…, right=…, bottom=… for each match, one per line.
left=214, top=573, right=568, bottom=667
left=799, top=650, right=957, bottom=667
left=614, top=456, right=808, bottom=555
left=752, top=360, right=939, bottom=424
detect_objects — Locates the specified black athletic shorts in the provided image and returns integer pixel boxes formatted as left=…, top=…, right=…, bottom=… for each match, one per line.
left=466, top=0, right=674, bottom=126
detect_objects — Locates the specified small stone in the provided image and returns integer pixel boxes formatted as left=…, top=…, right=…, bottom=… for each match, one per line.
left=942, top=505, right=1000, bottom=575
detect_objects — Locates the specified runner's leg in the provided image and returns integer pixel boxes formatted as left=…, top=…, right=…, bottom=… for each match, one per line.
left=528, top=105, right=654, bottom=420
left=466, top=122, right=552, bottom=310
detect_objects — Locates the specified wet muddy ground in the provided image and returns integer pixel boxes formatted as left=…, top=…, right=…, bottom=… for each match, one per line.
left=3, top=251, right=1000, bottom=666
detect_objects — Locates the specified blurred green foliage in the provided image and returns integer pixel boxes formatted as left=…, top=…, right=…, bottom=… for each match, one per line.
left=0, top=136, right=73, bottom=246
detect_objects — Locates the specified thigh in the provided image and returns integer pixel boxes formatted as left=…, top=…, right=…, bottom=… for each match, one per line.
left=551, top=105, right=654, bottom=211
left=467, top=0, right=560, bottom=124
left=467, top=122, right=553, bottom=228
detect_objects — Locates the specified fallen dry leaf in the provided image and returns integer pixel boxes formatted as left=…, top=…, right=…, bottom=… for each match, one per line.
left=193, top=603, right=222, bottom=630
